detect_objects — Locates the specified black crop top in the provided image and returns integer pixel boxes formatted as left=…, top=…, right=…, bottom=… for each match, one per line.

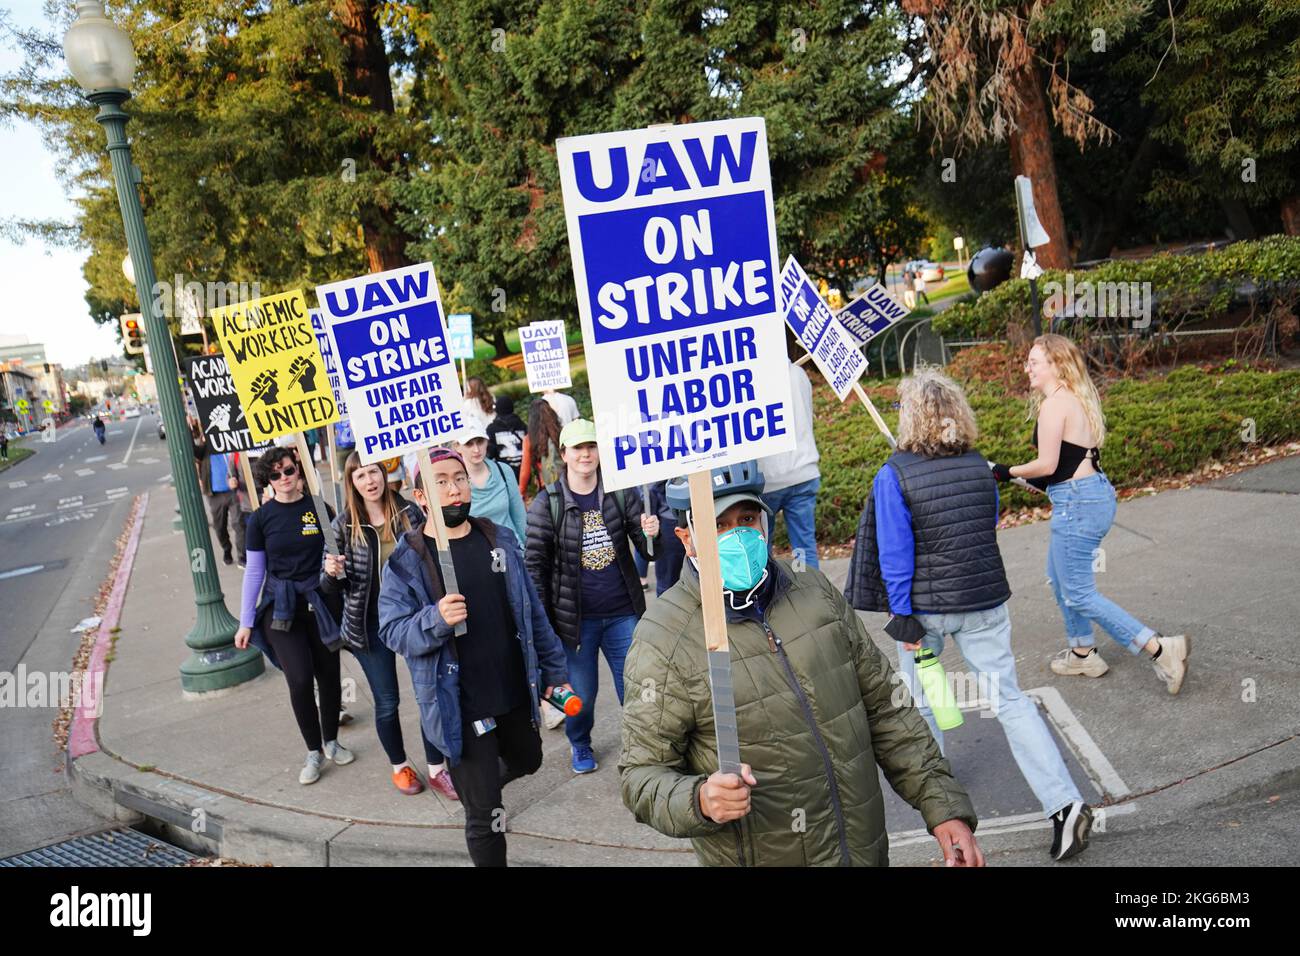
left=1029, top=422, right=1100, bottom=491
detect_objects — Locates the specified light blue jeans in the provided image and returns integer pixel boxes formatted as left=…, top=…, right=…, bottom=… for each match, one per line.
left=761, top=476, right=821, bottom=569
left=1046, top=473, right=1156, bottom=654
left=897, top=604, right=1082, bottom=817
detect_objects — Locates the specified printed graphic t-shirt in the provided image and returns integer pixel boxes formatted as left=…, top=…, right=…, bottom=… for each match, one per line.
left=571, top=488, right=634, bottom=618
left=246, top=496, right=326, bottom=581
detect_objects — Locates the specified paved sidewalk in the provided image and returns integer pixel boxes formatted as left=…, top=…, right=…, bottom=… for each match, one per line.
left=69, top=460, right=1300, bottom=865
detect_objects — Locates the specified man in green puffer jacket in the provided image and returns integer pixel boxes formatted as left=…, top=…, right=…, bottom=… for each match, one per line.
left=619, top=461, right=982, bottom=867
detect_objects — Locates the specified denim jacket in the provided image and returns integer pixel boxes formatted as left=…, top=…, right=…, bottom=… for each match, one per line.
left=377, top=518, right=568, bottom=767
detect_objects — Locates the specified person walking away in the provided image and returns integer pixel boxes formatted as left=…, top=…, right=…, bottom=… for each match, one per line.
left=846, top=367, right=1093, bottom=861
left=519, top=399, right=563, bottom=498
left=542, top=387, right=579, bottom=427
left=759, top=352, right=822, bottom=569
left=321, top=452, right=458, bottom=800
left=620, top=460, right=983, bottom=867
left=233, top=448, right=352, bottom=785
left=1, top=429, right=9, bottom=460
left=92, top=414, right=106, bottom=444
left=194, top=433, right=247, bottom=566
left=378, top=448, right=570, bottom=865
left=525, top=419, right=659, bottom=773
left=914, top=268, right=931, bottom=306
left=989, top=334, right=1189, bottom=692
left=458, top=422, right=527, bottom=543
left=462, top=376, right=494, bottom=432
left=486, top=395, right=527, bottom=478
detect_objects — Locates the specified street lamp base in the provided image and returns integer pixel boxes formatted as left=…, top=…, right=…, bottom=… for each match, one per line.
left=179, top=645, right=265, bottom=694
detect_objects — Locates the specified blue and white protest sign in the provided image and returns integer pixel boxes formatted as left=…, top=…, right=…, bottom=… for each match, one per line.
left=836, top=283, right=910, bottom=347
left=520, top=321, right=573, bottom=392
left=313, top=263, right=467, bottom=465
left=556, top=117, right=795, bottom=490
left=779, top=257, right=868, bottom=401
left=447, top=313, right=475, bottom=360
left=309, top=308, right=348, bottom=417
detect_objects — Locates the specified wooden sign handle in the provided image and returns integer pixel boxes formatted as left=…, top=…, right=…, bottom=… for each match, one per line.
left=239, top=452, right=259, bottom=512
left=292, top=431, right=340, bottom=555
left=416, top=450, right=468, bottom=637
left=851, top=381, right=897, bottom=450
left=688, top=471, right=726, bottom=651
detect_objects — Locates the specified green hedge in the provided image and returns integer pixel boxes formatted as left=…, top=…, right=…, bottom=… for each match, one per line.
left=932, top=236, right=1300, bottom=340
left=810, top=365, right=1300, bottom=545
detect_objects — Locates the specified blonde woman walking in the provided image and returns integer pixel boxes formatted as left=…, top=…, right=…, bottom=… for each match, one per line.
left=990, top=334, right=1190, bottom=694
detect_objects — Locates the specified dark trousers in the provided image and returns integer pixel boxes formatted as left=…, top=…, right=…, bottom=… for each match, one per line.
left=447, top=705, right=542, bottom=867
left=207, top=492, right=248, bottom=560
left=350, top=626, right=444, bottom=766
left=264, top=607, right=341, bottom=752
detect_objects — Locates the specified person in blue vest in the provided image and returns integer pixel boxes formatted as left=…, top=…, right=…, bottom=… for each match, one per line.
left=845, top=367, right=1092, bottom=862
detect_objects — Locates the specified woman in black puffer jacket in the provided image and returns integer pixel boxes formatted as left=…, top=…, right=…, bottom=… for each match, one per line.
left=320, top=452, right=459, bottom=802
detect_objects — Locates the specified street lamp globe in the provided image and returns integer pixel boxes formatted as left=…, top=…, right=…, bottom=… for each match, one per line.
left=63, top=0, right=136, bottom=93
left=122, top=252, right=133, bottom=281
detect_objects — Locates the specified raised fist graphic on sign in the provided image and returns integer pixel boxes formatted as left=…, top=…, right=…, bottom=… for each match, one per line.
left=287, top=356, right=318, bottom=393
left=250, top=369, right=280, bottom=406
left=209, top=402, right=232, bottom=431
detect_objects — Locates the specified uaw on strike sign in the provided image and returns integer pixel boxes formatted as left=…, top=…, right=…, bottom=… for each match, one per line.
left=314, top=262, right=467, bottom=465
left=212, top=289, right=340, bottom=442
left=556, top=118, right=794, bottom=491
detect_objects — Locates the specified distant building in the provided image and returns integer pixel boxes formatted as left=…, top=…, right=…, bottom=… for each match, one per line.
left=0, top=362, right=41, bottom=430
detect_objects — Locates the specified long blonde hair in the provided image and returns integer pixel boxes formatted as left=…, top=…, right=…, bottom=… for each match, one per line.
left=1027, top=334, right=1107, bottom=448
left=897, top=366, right=979, bottom=457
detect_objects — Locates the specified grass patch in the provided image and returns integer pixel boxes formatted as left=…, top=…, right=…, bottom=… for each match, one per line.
left=0, top=446, right=35, bottom=473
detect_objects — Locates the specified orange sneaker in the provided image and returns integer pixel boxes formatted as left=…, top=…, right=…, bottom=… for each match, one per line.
left=392, top=766, right=425, bottom=795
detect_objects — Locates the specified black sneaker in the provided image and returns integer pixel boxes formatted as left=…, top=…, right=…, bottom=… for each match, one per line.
left=222, top=550, right=234, bottom=566
left=1050, top=801, right=1093, bottom=861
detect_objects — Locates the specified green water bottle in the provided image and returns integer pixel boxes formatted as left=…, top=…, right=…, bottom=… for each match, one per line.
left=914, top=648, right=964, bottom=731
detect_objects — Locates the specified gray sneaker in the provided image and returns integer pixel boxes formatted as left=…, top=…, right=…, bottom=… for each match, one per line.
left=299, top=750, right=324, bottom=785
left=324, top=740, right=355, bottom=765
left=1152, top=634, right=1190, bottom=695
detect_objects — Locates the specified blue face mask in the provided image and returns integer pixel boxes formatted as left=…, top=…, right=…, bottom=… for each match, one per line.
left=717, top=525, right=768, bottom=593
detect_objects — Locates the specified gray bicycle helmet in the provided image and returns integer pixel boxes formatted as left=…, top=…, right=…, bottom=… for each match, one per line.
left=665, top=460, right=770, bottom=521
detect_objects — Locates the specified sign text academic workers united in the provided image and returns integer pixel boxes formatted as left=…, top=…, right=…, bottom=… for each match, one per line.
left=314, top=263, right=468, bottom=465
left=211, top=289, right=340, bottom=443
left=779, top=257, right=867, bottom=401
left=556, top=117, right=794, bottom=491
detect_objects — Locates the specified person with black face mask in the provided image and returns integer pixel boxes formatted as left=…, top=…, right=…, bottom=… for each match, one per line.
left=378, top=446, right=570, bottom=866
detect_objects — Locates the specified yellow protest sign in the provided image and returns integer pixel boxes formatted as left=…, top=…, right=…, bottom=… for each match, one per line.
left=211, top=289, right=340, bottom=442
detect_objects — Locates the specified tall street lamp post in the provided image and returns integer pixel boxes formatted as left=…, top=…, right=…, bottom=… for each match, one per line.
left=64, top=0, right=263, bottom=693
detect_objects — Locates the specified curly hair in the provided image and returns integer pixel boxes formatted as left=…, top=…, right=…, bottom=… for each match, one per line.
left=896, top=366, right=979, bottom=457
left=254, top=446, right=298, bottom=488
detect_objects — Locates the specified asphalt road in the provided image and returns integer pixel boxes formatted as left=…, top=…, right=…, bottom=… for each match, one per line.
left=0, top=413, right=175, bottom=857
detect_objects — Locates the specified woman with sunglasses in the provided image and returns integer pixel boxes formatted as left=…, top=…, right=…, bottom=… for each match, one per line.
left=234, top=447, right=352, bottom=785
left=320, top=453, right=459, bottom=800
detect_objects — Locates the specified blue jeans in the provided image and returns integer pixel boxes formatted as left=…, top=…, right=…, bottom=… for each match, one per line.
left=1046, top=473, right=1155, bottom=654
left=897, top=604, right=1082, bottom=817
left=563, top=614, right=637, bottom=750
left=351, top=627, right=443, bottom=766
left=762, top=477, right=820, bottom=569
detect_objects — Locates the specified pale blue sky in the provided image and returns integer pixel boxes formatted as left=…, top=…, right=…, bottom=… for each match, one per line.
left=1, top=0, right=124, bottom=367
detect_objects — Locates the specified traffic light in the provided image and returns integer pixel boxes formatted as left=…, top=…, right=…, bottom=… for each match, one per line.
left=100, top=359, right=108, bottom=372
left=120, top=313, right=145, bottom=355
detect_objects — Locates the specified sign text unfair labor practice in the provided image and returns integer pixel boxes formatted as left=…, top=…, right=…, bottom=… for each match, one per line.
left=556, top=118, right=794, bottom=490
left=314, top=262, right=468, bottom=465
left=780, top=257, right=868, bottom=401
left=211, top=289, right=340, bottom=442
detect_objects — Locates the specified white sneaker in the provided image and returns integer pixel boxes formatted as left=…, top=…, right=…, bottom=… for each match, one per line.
left=1050, top=647, right=1110, bottom=678
left=1151, top=634, right=1190, bottom=695
left=541, top=699, right=565, bottom=730
left=323, top=740, right=355, bottom=765
left=299, top=751, right=324, bottom=785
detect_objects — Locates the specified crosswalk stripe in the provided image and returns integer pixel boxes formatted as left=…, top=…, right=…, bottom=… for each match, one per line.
left=106, top=487, right=129, bottom=500
left=106, top=462, right=127, bottom=470
left=138, top=456, right=160, bottom=464
left=58, top=496, right=84, bottom=509
left=75, top=468, right=95, bottom=477
left=8, top=481, right=26, bottom=488
left=42, top=474, right=61, bottom=482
